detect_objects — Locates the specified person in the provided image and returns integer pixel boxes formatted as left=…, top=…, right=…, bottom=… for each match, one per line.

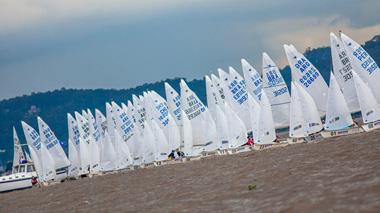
left=168, top=150, right=176, bottom=160
left=246, top=135, right=254, bottom=146
left=31, top=176, right=38, bottom=187
left=176, top=150, right=184, bottom=158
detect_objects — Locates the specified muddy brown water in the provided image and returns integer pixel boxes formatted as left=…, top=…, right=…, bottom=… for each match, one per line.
left=1, top=130, right=380, bottom=213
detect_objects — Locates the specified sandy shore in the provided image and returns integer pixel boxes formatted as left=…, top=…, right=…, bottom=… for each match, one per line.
left=1, top=130, right=380, bottom=213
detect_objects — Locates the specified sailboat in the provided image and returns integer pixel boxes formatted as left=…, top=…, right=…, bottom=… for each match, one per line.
left=253, top=90, right=277, bottom=150
left=218, top=68, right=251, bottom=131
left=330, top=33, right=360, bottom=113
left=37, top=117, right=70, bottom=181
left=67, top=113, right=81, bottom=178
left=321, top=72, right=362, bottom=138
left=164, top=83, right=183, bottom=149
left=180, top=79, right=218, bottom=157
left=262, top=52, right=290, bottom=129
left=288, top=82, right=323, bottom=143
left=205, top=75, right=246, bottom=152
left=284, top=44, right=328, bottom=115
left=352, top=71, right=380, bottom=132
left=241, top=59, right=263, bottom=102
left=341, top=33, right=380, bottom=103
left=0, top=128, right=37, bottom=192
left=22, top=121, right=55, bottom=183
left=74, top=112, right=91, bottom=176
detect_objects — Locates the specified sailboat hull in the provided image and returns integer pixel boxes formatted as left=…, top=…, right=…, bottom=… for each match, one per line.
left=321, top=127, right=363, bottom=138
left=362, top=120, right=380, bottom=132
left=287, top=137, right=307, bottom=144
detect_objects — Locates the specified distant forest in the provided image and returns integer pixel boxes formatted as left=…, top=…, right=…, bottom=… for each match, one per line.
left=1, top=35, right=379, bottom=168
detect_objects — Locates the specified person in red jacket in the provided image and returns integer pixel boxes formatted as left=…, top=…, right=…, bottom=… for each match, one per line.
left=246, top=135, right=254, bottom=146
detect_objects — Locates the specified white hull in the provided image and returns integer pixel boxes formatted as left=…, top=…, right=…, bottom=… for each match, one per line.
left=253, top=143, right=288, bottom=151
left=0, top=171, right=37, bottom=192
left=287, top=137, right=307, bottom=144
left=362, top=120, right=380, bottom=132
left=305, top=133, right=324, bottom=142
left=321, top=127, right=363, bottom=138
left=228, top=146, right=252, bottom=154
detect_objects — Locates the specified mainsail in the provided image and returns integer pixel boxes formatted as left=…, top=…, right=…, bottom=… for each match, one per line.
left=180, top=79, right=217, bottom=154
left=341, top=33, right=380, bottom=103
left=330, top=33, right=360, bottom=112
left=12, top=127, right=26, bottom=169
left=241, top=58, right=262, bottom=102
left=284, top=44, right=328, bottom=114
left=262, top=52, right=290, bottom=128
left=37, top=117, right=70, bottom=170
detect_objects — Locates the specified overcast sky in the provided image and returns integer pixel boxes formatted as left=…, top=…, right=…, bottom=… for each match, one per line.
left=0, top=0, right=379, bottom=100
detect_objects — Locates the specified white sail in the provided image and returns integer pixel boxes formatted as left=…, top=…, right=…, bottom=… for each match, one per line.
left=214, top=105, right=229, bottom=149
left=241, top=59, right=263, bottom=102
left=284, top=44, right=328, bottom=114
left=12, top=127, right=26, bottom=169
left=67, top=138, right=80, bottom=178
left=74, top=112, right=91, bottom=175
left=141, top=121, right=156, bottom=164
left=113, top=129, right=133, bottom=170
left=21, top=121, right=55, bottom=182
left=37, top=117, right=70, bottom=170
left=132, top=95, right=146, bottom=129
left=296, top=83, right=323, bottom=134
left=67, top=113, right=81, bottom=177
left=224, top=102, right=247, bottom=148
left=341, top=33, right=380, bottom=102
left=111, top=102, right=135, bottom=153
left=247, top=94, right=261, bottom=140
left=256, top=91, right=276, bottom=144
left=330, top=33, right=360, bottom=112
left=262, top=52, right=291, bottom=128
left=150, top=119, right=170, bottom=161
left=206, top=75, right=230, bottom=149
left=147, top=91, right=181, bottom=151
left=352, top=71, right=380, bottom=123
left=106, top=102, right=117, bottom=142
left=180, top=79, right=217, bottom=153
left=325, top=72, right=354, bottom=130
left=289, top=82, right=307, bottom=138
left=205, top=75, right=219, bottom=120
left=100, top=130, right=117, bottom=172
left=95, top=109, right=107, bottom=135
left=218, top=68, right=250, bottom=131
left=210, top=74, right=226, bottom=104
left=181, top=109, right=193, bottom=156
left=86, top=110, right=101, bottom=173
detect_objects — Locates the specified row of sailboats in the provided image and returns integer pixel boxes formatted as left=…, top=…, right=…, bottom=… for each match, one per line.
left=2, top=32, right=380, bottom=188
